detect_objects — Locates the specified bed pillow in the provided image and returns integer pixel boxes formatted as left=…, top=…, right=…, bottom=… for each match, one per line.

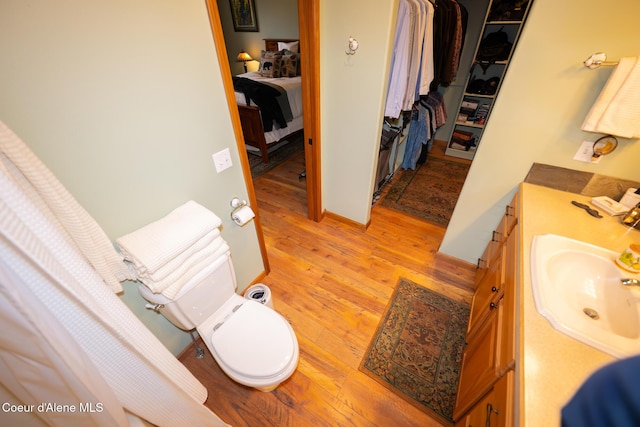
left=280, top=51, right=299, bottom=77
left=281, top=49, right=301, bottom=76
left=258, top=50, right=283, bottom=78
left=277, top=40, right=299, bottom=53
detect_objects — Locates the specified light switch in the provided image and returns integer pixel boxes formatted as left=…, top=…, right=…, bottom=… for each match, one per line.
left=212, top=148, right=233, bottom=173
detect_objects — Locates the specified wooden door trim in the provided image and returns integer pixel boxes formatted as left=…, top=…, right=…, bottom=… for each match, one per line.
left=204, top=0, right=323, bottom=275
left=204, top=0, right=270, bottom=273
left=298, top=0, right=322, bottom=221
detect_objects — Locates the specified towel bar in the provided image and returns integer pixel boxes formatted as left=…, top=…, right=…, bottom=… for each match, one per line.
left=584, top=52, right=618, bottom=69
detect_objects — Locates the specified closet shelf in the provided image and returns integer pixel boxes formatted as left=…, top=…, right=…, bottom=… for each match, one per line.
left=486, top=20, right=523, bottom=25
left=455, top=122, right=485, bottom=129
left=463, top=92, right=496, bottom=99
left=445, top=0, right=534, bottom=161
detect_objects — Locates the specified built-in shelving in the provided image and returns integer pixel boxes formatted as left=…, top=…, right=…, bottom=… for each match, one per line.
left=444, top=0, right=534, bottom=160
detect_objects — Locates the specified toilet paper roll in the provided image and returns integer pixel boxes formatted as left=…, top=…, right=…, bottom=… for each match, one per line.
left=231, top=205, right=255, bottom=226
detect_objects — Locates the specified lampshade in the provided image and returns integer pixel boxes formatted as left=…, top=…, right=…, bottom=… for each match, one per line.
left=581, top=56, right=640, bottom=139
left=236, top=51, right=253, bottom=63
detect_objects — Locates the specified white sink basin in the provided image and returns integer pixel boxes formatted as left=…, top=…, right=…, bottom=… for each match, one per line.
left=530, top=234, right=640, bottom=358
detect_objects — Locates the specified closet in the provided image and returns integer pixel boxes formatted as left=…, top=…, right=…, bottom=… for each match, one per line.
left=379, top=0, right=533, bottom=175
left=379, top=0, right=468, bottom=185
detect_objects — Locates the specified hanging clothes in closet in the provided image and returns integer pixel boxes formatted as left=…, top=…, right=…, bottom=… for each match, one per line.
left=431, top=0, right=468, bottom=89
left=385, top=0, right=467, bottom=118
left=385, top=0, right=435, bottom=119
left=384, top=0, right=467, bottom=170
left=401, top=91, right=447, bottom=169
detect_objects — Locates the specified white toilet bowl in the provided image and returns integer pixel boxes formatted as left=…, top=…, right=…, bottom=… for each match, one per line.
left=137, top=254, right=299, bottom=392
left=197, top=295, right=299, bottom=391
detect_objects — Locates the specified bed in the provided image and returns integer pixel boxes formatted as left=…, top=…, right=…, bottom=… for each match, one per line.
left=234, top=38, right=304, bottom=163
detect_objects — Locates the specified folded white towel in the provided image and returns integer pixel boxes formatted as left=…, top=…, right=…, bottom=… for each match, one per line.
left=136, top=229, right=222, bottom=282
left=116, top=201, right=222, bottom=274
left=138, top=236, right=227, bottom=295
left=582, top=56, right=640, bottom=139
left=157, top=242, right=231, bottom=299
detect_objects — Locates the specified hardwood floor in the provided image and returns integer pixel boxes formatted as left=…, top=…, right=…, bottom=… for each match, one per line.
left=179, top=145, right=476, bottom=426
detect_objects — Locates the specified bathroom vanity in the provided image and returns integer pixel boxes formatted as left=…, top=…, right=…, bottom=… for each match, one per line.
left=454, top=182, right=638, bottom=426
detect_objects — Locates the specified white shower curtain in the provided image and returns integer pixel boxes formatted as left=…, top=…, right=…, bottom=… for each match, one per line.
left=0, top=121, right=229, bottom=426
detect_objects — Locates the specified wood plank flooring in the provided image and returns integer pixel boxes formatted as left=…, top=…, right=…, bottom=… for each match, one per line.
left=179, top=142, right=476, bottom=426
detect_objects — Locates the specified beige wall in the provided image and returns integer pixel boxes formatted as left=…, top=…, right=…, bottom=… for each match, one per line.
left=440, top=0, right=640, bottom=263
left=0, top=0, right=263, bottom=355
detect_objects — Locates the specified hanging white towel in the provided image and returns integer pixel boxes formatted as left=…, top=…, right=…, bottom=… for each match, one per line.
left=116, top=200, right=222, bottom=275
left=0, top=164, right=229, bottom=426
left=0, top=120, right=135, bottom=292
left=582, top=56, right=640, bottom=139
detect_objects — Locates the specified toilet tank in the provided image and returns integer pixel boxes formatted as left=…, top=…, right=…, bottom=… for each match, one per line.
left=138, top=252, right=237, bottom=331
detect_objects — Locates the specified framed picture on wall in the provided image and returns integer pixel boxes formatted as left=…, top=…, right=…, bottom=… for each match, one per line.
left=229, top=0, right=259, bottom=32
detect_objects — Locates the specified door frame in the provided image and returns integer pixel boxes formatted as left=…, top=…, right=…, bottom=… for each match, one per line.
left=204, top=0, right=321, bottom=273
left=298, top=0, right=322, bottom=222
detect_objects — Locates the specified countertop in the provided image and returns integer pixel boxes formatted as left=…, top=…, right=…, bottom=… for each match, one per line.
left=518, top=182, right=640, bottom=426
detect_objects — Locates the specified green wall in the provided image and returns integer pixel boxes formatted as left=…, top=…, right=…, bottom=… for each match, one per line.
left=440, top=0, right=640, bottom=263
left=3, top=0, right=639, bottom=357
left=0, top=0, right=263, bottom=355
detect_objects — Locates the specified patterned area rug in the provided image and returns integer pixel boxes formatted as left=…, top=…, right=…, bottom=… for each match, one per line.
left=248, top=133, right=304, bottom=178
left=360, top=278, right=470, bottom=425
left=380, top=157, right=470, bottom=226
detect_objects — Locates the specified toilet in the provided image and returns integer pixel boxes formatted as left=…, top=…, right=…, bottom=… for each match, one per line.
left=138, top=249, right=299, bottom=392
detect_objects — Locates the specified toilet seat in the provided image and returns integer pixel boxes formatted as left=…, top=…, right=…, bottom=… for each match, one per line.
left=206, top=300, right=298, bottom=383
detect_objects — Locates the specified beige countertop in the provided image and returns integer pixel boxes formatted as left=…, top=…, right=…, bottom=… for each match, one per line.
left=518, top=182, right=640, bottom=426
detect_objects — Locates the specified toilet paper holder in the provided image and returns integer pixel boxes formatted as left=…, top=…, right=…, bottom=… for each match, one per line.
left=230, top=197, right=255, bottom=226
left=230, top=197, right=248, bottom=209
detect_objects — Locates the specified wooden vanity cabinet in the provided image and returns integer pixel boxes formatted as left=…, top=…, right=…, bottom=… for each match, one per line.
left=454, top=194, right=519, bottom=422
left=455, top=371, right=515, bottom=427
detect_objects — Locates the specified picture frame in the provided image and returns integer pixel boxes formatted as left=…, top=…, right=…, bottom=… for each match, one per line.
left=229, top=0, right=259, bottom=32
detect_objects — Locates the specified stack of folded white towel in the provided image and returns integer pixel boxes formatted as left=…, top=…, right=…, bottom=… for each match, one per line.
left=116, top=201, right=228, bottom=300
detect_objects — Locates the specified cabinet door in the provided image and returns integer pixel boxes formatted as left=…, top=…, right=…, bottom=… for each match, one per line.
left=490, top=370, right=515, bottom=427
left=498, top=229, right=518, bottom=372
left=457, top=371, right=515, bottom=427
left=454, top=303, right=502, bottom=420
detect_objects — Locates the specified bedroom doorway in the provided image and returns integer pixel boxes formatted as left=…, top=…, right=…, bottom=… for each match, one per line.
left=208, top=0, right=321, bottom=223
left=205, top=0, right=321, bottom=272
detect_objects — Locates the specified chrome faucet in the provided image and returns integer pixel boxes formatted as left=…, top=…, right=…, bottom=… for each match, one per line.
left=621, top=278, right=640, bottom=286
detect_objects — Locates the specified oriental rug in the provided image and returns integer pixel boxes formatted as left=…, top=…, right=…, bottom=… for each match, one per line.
left=380, top=157, right=470, bottom=226
left=360, top=278, right=469, bottom=425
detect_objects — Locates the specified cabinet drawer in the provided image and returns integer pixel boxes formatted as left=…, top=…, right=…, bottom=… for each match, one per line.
left=505, top=193, right=519, bottom=235
left=468, top=247, right=504, bottom=337
left=475, top=235, right=502, bottom=286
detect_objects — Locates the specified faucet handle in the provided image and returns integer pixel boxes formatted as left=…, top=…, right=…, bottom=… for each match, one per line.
left=621, top=278, right=640, bottom=286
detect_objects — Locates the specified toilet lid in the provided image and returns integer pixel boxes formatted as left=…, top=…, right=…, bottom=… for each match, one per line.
left=210, top=301, right=295, bottom=379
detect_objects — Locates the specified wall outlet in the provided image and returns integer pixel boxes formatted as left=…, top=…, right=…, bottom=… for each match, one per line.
left=573, top=141, right=601, bottom=164
left=212, top=148, right=232, bottom=173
